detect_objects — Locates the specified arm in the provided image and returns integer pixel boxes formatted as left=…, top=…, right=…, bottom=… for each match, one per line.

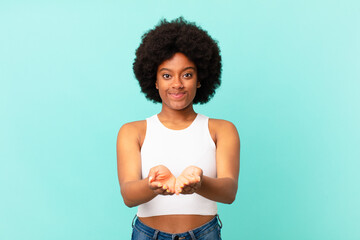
left=116, top=122, right=176, bottom=207
left=196, top=120, right=240, bottom=204
left=116, top=122, right=156, bottom=207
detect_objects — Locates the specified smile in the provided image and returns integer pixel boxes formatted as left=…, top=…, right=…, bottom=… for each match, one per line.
left=169, top=92, right=186, bottom=99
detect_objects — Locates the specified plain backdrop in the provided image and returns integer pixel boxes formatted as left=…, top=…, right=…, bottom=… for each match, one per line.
left=1, top=0, right=359, bottom=239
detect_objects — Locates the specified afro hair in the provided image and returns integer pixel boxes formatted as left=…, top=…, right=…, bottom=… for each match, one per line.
left=133, top=17, right=222, bottom=104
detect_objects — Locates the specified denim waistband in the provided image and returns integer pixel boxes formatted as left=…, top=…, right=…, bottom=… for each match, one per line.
left=132, top=215, right=222, bottom=240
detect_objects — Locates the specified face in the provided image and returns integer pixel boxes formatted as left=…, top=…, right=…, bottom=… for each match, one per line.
left=156, top=52, right=200, bottom=111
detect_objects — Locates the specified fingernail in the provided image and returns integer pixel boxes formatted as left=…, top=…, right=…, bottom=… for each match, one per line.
left=158, top=184, right=162, bottom=187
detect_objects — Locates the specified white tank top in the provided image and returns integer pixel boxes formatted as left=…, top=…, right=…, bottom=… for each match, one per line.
left=137, top=113, right=217, bottom=217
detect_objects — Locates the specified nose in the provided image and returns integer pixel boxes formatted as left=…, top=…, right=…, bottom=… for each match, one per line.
left=172, top=76, right=184, bottom=88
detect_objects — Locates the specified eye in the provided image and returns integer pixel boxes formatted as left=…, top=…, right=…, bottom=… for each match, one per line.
left=162, top=73, right=171, bottom=79
left=183, top=73, right=193, bottom=78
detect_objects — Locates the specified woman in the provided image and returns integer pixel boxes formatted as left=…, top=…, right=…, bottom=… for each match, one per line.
left=117, top=17, right=240, bottom=239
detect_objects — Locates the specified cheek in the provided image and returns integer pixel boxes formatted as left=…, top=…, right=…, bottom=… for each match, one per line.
left=191, top=84, right=199, bottom=94
left=156, top=84, right=168, bottom=100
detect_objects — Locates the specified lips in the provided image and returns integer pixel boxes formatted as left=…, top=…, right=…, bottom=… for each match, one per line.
left=169, top=92, right=185, bottom=99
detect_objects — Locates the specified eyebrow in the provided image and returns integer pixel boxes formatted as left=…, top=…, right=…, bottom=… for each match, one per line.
left=158, top=67, right=196, bottom=72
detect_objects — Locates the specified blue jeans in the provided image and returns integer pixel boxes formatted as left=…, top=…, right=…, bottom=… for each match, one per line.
left=131, top=215, right=222, bottom=240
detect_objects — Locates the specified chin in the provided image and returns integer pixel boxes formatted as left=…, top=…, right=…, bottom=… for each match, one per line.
left=166, top=101, right=191, bottom=111
left=170, top=105, right=187, bottom=111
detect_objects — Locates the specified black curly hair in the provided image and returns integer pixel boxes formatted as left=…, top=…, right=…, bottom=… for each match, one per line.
left=133, top=17, right=222, bottom=104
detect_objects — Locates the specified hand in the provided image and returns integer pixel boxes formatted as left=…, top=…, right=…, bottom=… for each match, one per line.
left=175, top=166, right=203, bottom=195
left=148, top=165, right=176, bottom=195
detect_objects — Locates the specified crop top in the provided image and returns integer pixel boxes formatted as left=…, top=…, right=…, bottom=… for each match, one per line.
left=137, top=113, right=217, bottom=217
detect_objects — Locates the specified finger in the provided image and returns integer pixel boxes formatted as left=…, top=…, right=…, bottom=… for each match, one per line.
left=195, top=175, right=201, bottom=182
left=193, top=166, right=203, bottom=176
left=191, top=182, right=201, bottom=192
left=154, top=188, right=166, bottom=195
left=175, top=176, right=188, bottom=194
left=179, top=175, right=191, bottom=186
left=168, top=180, right=175, bottom=194
left=175, top=183, right=182, bottom=195
left=162, top=183, right=175, bottom=194
left=192, top=171, right=203, bottom=181
left=189, top=175, right=198, bottom=183
left=181, top=174, right=195, bottom=185
left=184, top=185, right=192, bottom=192
left=180, top=177, right=192, bottom=194
left=148, top=167, right=160, bottom=183
left=159, top=187, right=174, bottom=195
left=149, top=181, right=163, bottom=190
left=174, top=182, right=181, bottom=195
left=186, top=167, right=202, bottom=181
left=149, top=176, right=155, bottom=183
left=156, top=184, right=172, bottom=195
left=166, top=188, right=174, bottom=194
left=175, top=185, right=182, bottom=195
left=181, top=185, right=193, bottom=194
left=187, top=172, right=200, bottom=181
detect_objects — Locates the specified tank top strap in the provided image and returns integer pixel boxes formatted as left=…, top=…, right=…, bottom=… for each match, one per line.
left=194, top=113, right=210, bottom=134
left=146, top=115, right=157, bottom=126
left=195, top=113, right=209, bottom=126
left=145, top=114, right=159, bottom=134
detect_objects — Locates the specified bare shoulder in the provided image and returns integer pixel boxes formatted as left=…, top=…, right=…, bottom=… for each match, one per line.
left=208, top=118, right=240, bottom=144
left=209, top=118, right=238, bottom=132
left=117, top=120, right=147, bottom=144
left=118, top=120, right=146, bottom=133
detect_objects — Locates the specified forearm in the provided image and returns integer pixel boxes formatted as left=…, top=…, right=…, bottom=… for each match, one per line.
left=120, top=177, right=157, bottom=207
left=196, top=176, right=238, bottom=204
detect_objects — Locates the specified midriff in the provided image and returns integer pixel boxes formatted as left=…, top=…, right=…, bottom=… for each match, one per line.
left=138, top=214, right=215, bottom=233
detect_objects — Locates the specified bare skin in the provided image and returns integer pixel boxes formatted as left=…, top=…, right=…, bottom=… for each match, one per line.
left=116, top=53, right=240, bottom=233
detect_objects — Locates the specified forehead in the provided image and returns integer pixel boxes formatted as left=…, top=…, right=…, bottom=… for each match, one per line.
left=158, top=53, right=196, bottom=71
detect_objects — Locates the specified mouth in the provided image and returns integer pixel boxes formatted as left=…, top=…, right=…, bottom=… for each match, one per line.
left=168, top=92, right=186, bottom=99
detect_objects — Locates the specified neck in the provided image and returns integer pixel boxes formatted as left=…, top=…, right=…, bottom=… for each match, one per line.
left=158, top=104, right=197, bottom=122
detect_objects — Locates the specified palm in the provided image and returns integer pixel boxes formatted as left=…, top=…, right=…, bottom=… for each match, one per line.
left=154, top=168, right=176, bottom=186
left=182, top=166, right=202, bottom=178
left=175, top=166, right=203, bottom=195
left=148, top=165, right=176, bottom=195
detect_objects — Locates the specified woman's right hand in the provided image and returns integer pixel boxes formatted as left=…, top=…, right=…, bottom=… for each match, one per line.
left=148, top=165, right=176, bottom=195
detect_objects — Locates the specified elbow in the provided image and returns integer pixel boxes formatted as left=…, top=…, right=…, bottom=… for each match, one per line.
left=122, top=195, right=138, bottom=208
left=121, top=189, right=137, bottom=208
left=224, top=194, right=236, bottom=204
left=123, top=199, right=137, bottom=208
left=224, top=183, right=237, bottom=204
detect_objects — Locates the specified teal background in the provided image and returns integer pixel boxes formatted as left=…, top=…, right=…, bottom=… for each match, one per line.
left=1, top=0, right=359, bottom=239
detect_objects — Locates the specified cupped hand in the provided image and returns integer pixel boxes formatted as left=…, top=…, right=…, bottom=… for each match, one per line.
left=148, top=165, right=176, bottom=195
left=175, top=166, right=203, bottom=195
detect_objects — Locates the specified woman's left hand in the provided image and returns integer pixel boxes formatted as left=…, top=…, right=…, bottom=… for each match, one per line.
left=175, top=166, right=203, bottom=195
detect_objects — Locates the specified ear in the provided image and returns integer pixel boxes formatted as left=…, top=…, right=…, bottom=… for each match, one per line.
left=155, top=81, right=159, bottom=89
left=197, top=81, right=201, bottom=88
